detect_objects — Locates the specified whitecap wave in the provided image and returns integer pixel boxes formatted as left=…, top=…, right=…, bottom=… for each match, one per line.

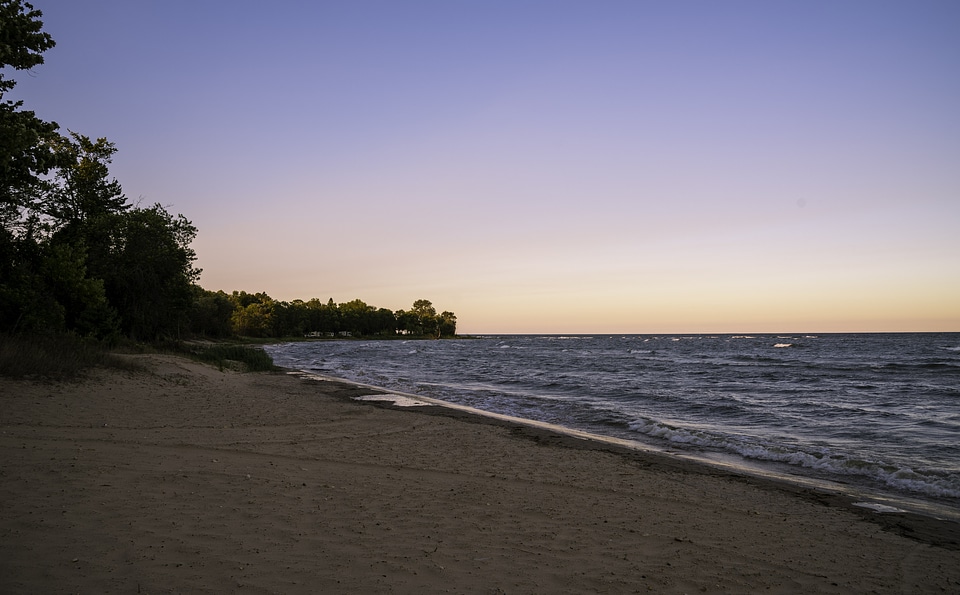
left=626, top=418, right=960, bottom=499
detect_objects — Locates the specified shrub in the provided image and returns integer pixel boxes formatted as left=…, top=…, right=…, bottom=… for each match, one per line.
left=179, top=343, right=276, bottom=372
left=0, top=333, right=138, bottom=379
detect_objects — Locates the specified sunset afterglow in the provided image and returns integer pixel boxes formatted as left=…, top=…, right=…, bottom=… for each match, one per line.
left=16, top=1, right=959, bottom=333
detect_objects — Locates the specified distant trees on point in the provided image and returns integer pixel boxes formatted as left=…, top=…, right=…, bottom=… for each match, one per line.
left=0, top=3, right=457, bottom=342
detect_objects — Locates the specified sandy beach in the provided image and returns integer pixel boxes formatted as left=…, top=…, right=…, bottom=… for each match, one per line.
left=1, top=354, right=958, bottom=594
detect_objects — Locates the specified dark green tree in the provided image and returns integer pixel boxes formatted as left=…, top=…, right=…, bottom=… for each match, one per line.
left=0, top=2, right=78, bottom=335
left=305, top=297, right=340, bottom=334
left=394, top=308, right=416, bottom=335
left=374, top=307, right=397, bottom=336
left=43, top=133, right=127, bottom=233
left=438, top=310, right=457, bottom=337
left=189, top=288, right=235, bottom=338
left=266, top=299, right=312, bottom=337
left=1, top=3, right=202, bottom=341
left=103, top=205, right=200, bottom=340
left=411, top=299, right=438, bottom=336
left=339, top=298, right=374, bottom=336
left=36, top=132, right=198, bottom=340
left=0, top=0, right=59, bottom=212
left=40, top=242, right=117, bottom=337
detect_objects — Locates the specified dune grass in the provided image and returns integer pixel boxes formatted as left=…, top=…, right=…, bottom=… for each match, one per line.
left=1, top=334, right=277, bottom=380
left=0, top=333, right=141, bottom=380
left=174, top=342, right=277, bottom=372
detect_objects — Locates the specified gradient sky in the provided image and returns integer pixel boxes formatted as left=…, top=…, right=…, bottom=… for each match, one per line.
left=13, top=1, right=960, bottom=333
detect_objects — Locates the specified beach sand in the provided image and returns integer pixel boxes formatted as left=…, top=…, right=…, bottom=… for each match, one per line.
left=1, top=354, right=958, bottom=594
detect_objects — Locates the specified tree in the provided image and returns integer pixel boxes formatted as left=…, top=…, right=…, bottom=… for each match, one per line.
left=103, top=205, right=200, bottom=340
left=231, top=302, right=272, bottom=337
left=410, top=299, right=438, bottom=336
left=339, top=298, right=374, bottom=336
left=229, top=291, right=274, bottom=337
left=189, top=288, right=234, bottom=338
left=0, top=237, right=63, bottom=332
left=305, top=297, right=339, bottom=334
left=0, top=1, right=59, bottom=211
left=0, top=1, right=53, bottom=81
left=0, top=3, right=91, bottom=336
left=272, top=299, right=309, bottom=337
left=374, top=307, right=397, bottom=336
left=0, top=1, right=60, bottom=334
left=43, top=133, right=127, bottom=233
left=0, top=3, right=202, bottom=342
left=438, top=311, right=457, bottom=337
left=40, top=242, right=117, bottom=337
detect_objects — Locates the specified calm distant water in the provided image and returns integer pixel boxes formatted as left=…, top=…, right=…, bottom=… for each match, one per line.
left=265, top=334, right=960, bottom=512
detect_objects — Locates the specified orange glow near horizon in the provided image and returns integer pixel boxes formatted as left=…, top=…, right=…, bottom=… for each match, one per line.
left=23, top=2, right=959, bottom=334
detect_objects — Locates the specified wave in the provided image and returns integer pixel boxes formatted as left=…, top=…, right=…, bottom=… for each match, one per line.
left=626, top=418, right=960, bottom=499
left=265, top=333, right=960, bottom=507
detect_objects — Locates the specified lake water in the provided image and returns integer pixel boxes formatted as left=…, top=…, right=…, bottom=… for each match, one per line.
left=265, top=333, right=960, bottom=516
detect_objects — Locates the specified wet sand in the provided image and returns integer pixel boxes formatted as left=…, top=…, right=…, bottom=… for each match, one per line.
left=1, top=354, right=958, bottom=593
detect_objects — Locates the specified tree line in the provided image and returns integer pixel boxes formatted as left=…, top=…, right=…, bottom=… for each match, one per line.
left=193, top=293, right=457, bottom=339
left=0, top=2, right=455, bottom=342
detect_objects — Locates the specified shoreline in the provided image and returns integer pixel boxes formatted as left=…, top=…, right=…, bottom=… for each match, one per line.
left=2, top=354, right=958, bottom=593
left=289, top=368, right=960, bottom=525
left=289, top=369, right=960, bottom=548
left=266, top=333, right=960, bottom=515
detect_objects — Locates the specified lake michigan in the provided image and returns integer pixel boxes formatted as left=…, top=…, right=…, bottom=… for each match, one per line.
left=266, top=333, right=960, bottom=518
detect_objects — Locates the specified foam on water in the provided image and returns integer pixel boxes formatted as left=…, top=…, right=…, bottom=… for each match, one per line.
left=625, top=416, right=960, bottom=498
left=853, top=502, right=906, bottom=513
left=266, top=333, right=960, bottom=510
left=354, top=394, right=432, bottom=407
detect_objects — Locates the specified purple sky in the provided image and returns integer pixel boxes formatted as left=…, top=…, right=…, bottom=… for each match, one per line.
left=14, top=1, right=960, bottom=333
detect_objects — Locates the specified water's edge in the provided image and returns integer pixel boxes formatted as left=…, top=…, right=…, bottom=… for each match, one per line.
left=284, top=366, right=960, bottom=535
left=267, top=334, right=960, bottom=505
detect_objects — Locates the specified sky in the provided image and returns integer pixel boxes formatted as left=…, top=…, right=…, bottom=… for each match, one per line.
left=11, top=0, right=960, bottom=334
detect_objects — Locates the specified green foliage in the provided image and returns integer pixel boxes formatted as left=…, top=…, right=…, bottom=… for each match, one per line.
left=42, top=132, right=127, bottom=231
left=101, top=204, right=200, bottom=340
left=438, top=310, right=458, bottom=337
left=0, top=1, right=54, bottom=78
left=0, top=5, right=203, bottom=343
left=0, top=99, right=59, bottom=208
left=0, top=5, right=458, bottom=345
left=189, top=288, right=234, bottom=338
left=393, top=300, right=456, bottom=337
left=0, top=228, right=64, bottom=332
left=0, top=0, right=199, bottom=340
left=40, top=242, right=118, bottom=338
left=231, top=300, right=274, bottom=338
left=179, top=343, right=276, bottom=372
left=0, top=1, right=59, bottom=207
left=191, top=292, right=456, bottom=340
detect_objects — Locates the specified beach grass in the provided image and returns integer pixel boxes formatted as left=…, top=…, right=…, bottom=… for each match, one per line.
left=0, top=333, right=142, bottom=380
left=166, top=342, right=277, bottom=372
left=0, top=334, right=276, bottom=379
